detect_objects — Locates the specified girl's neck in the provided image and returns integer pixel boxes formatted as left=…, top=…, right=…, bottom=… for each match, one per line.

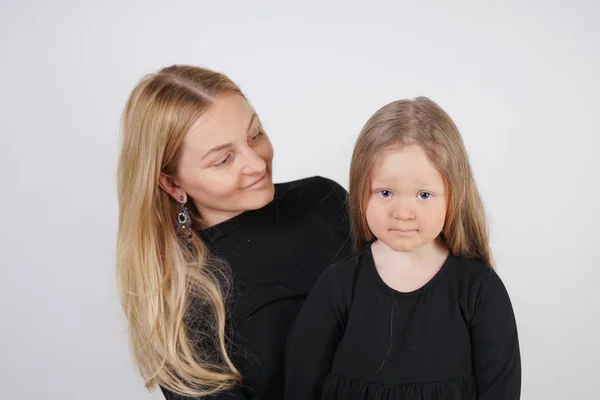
left=372, top=236, right=449, bottom=269
left=371, top=237, right=450, bottom=293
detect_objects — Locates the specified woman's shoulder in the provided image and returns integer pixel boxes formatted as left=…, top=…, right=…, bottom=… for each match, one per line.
left=275, top=176, right=347, bottom=210
left=275, top=175, right=346, bottom=200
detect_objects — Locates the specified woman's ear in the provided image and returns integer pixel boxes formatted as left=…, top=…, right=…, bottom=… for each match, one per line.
left=159, top=173, right=187, bottom=203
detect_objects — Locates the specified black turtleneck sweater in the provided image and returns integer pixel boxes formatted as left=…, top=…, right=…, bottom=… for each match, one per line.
left=161, top=176, right=353, bottom=399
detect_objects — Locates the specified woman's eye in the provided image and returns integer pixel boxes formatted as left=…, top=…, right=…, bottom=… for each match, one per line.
left=215, top=155, right=231, bottom=166
left=418, top=192, right=432, bottom=200
left=249, top=131, right=263, bottom=142
left=378, top=190, right=393, bottom=198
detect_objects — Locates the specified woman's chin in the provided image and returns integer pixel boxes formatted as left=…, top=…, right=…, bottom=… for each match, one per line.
left=245, top=183, right=275, bottom=210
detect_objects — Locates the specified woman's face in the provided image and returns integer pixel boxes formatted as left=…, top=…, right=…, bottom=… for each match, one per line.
left=161, top=92, right=275, bottom=228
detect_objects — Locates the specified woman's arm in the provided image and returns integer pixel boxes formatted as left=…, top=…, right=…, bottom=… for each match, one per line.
left=161, top=385, right=249, bottom=399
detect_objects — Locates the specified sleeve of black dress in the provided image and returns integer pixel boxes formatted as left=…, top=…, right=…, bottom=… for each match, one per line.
left=161, top=385, right=249, bottom=399
left=285, top=266, right=348, bottom=400
left=469, top=269, right=521, bottom=399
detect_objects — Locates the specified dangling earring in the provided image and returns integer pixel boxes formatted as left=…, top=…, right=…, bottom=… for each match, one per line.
left=177, top=195, right=194, bottom=252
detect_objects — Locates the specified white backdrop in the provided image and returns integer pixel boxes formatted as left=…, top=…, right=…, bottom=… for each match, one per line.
left=1, top=1, right=598, bottom=399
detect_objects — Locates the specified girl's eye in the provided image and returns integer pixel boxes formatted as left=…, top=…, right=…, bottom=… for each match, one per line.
left=418, top=192, right=432, bottom=200
left=377, top=190, right=393, bottom=198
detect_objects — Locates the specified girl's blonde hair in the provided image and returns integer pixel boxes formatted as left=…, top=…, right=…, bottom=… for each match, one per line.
left=117, top=65, right=243, bottom=397
left=349, top=97, right=493, bottom=267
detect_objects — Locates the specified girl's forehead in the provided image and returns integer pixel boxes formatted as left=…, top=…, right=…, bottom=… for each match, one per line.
left=373, top=145, right=434, bottom=171
left=370, top=146, right=445, bottom=186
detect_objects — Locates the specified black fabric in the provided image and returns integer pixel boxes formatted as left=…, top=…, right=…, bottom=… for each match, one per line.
left=285, top=243, right=521, bottom=400
left=161, top=176, right=353, bottom=399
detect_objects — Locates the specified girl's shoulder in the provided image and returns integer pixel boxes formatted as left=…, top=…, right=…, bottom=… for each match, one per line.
left=314, top=248, right=370, bottom=304
left=448, top=255, right=494, bottom=282
left=448, top=255, right=512, bottom=308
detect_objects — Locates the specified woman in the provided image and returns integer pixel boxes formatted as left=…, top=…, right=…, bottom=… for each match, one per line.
left=116, top=65, right=352, bottom=399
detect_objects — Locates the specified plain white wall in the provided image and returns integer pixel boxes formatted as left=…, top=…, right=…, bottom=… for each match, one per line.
left=1, top=0, right=598, bottom=399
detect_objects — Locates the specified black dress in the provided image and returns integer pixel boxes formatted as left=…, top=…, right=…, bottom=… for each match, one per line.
left=161, top=176, right=354, bottom=399
left=285, top=243, right=521, bottom=399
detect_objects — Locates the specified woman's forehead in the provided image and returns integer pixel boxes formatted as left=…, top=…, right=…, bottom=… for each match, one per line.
left=184, top=94, right=256, bottom=151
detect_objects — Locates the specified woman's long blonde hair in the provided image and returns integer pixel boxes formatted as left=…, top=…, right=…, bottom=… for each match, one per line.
left=349, top=97, right=493, bottom=267
left=117, top=65, right=243, bottom=397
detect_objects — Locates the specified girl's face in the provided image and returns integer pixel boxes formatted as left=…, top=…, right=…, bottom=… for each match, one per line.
left=366, top=144, right=447, bottom=252
left=160, top=92, right=275, bottom=228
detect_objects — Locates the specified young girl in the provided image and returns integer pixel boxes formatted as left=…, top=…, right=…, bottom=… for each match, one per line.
left=285, top=97, right=521, bottom=399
